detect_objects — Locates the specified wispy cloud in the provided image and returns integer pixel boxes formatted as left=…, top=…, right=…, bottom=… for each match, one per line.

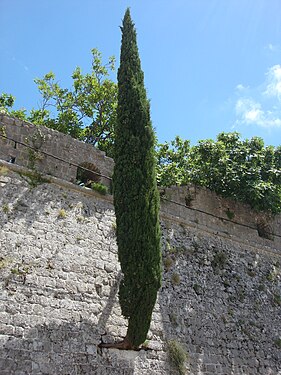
left=236, top=83, right=248, bottom=92
left=266, top=43, right=279, bottom=52
left=263, top=64, right=281, bottom=100
left=235, top=65, right=281, bottom=129
left=236, top=98, right=281, bottom=128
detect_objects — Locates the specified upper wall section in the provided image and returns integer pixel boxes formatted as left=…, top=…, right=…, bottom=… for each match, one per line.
left=160, top=184, right=281, bottom=252
left=1, top=113, right=280, bottom=252
left=0, top=114, right=114, bottom=187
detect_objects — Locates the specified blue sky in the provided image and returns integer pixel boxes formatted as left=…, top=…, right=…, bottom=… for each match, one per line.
left=1, top=0, right=281, bottom=146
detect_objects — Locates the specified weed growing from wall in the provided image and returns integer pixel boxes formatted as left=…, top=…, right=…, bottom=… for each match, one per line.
left=171, top=272, right=180, bottom=286
left=225, top=208, right=235, bottom=220
left=57, top=209, right=67, bottom=219
left=28, top=149, right=44, bottom=170
left=193, top=283, right=201, bottom=295
left=163, top=256, right=174, bottom=271
left=0, top=257, right=11, bottom=269
left=211, top=251, right=227, bottom=271
left=266, top=267, right=278, bottom=282
left=19, top=171, right=50, bottom=188
left=2, top=204, right=9, bottom=214
left=0, top=124, right=7, bottom=140
left=169, top=312, right=178, bottom=326
left=167, top=339, right=187, bottom=375
left=0, top=166, right=8, bottom=175
left=274, top=338, right=281, bottom=348
left=273, top=293, right=281, bottom=306
left=184, top=193, right=193, bottom=207
left=90, top=182, right=108, bottom=195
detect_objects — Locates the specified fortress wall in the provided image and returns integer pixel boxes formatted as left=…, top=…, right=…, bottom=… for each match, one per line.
left=0, top=115, right=280, bottom=374
left=0, top=114, right=114, bottom=187
left=0, top=166, right=280, bottom=374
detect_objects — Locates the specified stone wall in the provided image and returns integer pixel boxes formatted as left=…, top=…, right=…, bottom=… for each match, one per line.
left=160, top=184, right=281, bottom=252
left=0, top=114, right=114, bottom=187
left=0, top=162, right=280, bottom=374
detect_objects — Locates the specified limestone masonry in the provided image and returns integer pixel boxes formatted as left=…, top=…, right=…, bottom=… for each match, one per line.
left=0, top=114, right=113, bottom=188
left=0, top=115, right=280, bottom=374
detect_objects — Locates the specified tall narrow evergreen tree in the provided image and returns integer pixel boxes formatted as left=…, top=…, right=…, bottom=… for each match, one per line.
left=113, top=8, right=162, bottom=349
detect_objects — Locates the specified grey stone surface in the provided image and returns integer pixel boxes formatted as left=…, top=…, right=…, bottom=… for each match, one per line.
left=0, top=117, right=281, bottom=374
left=0, top=114, right=113, bottom=187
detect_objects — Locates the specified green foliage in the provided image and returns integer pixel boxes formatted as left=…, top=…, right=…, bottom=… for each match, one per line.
left=19, top=171, right=50, bottom=188
left=266, top=267, right=278, bottom=282
left=0, top=257, right=10, bottom=270
left=90, top=182, right=108, bottom=195
left=193, top=283, right=201, bottom=295
left=171, top=272, right=180, bottom=285
left=156, top=132, right=281, bottom=214
left=0, top=93, right=15, bottom=109
left=28, top=149, right=44, bottom=169
left=2, top=204, right=9, bottom=214
left=273, top=293, right=281, bottom=306
left=274, top=338, right=281, bottom=348
left=167, top=340, right=187, bottom=375
left=225, top=208, right=235, bottom=220
left=1, top=49, right=117, bottom=157
left=0, top=165, right=9, bottom=176
left=113, top=8, right=161, bottom=348
left=169, top=312, right=178, bottom=326
left=156, top=136, right=190, bottom=187
left=211, top=252, right=227, bottom=270
left=57, top=209, right=67, bottom=219
left=163, top=256, right=174, bottom=270
left=0, top=93, right=27, bottom=119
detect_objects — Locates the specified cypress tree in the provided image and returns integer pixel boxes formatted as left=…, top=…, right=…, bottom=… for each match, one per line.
left=113, top=8, right=162, bottom=348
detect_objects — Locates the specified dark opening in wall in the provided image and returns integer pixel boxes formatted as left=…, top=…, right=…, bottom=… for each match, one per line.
left=76, top=162, right=101, bottom=186
left=257, top=218, right=274, bottom=241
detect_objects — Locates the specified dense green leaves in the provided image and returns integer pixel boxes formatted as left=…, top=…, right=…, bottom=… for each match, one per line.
left=156, top=136, right=190, bottom=187
left=113, top=9, right=161, bottom=347
left=157, top=132, right=281, bottom=214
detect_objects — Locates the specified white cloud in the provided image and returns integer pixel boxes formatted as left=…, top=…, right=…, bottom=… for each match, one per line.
left=235, top=65, right=281, bottom=129
left=268, top=43, right=274, bottom=51
left=235, top=98, right=281, bottom=128
left=263, top=64, right=281, bottom=100
left=267, top=43, right=278, bottom=52
left=236, top=83, right=247, bottom=91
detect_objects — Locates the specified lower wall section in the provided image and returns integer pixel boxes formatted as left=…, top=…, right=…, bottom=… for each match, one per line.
left=0, top=170, right=280, bottom=374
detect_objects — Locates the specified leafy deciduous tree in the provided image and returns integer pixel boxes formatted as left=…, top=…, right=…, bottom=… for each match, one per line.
left=157, top=132, right=281, bottom=214
left=1, top=49, right=117, bottom=157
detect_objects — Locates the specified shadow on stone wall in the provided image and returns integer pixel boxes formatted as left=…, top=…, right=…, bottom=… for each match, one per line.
left=97, top=271, right=122, bottom=344
left=1, top=171, right=136, bottom=374
left=0, top=271, right=137, bottom=375
left=2, top=319, right=134, bottom=375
